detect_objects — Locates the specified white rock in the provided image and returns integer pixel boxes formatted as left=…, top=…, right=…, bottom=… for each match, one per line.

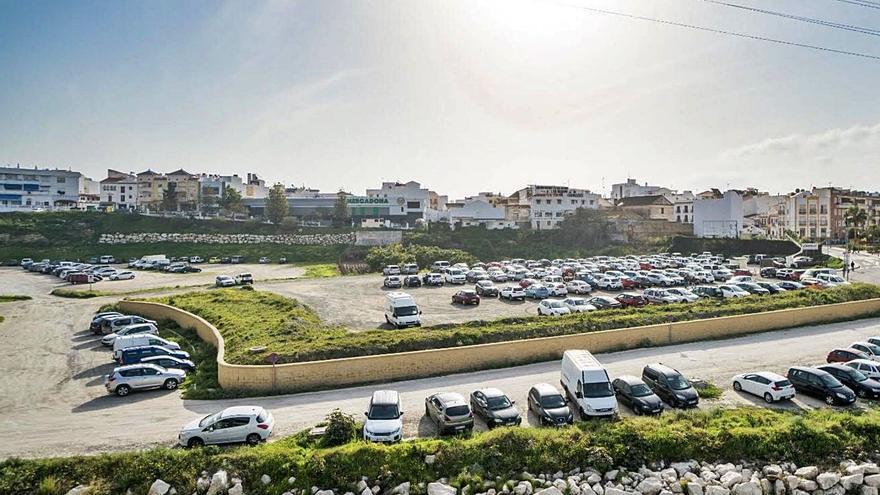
left=429, top=483, right=457, bottom=495
left=588, top=475, right=603, bottom=485
left=358, top=481, right=369, bottom=493
left=515, top=482, right=533, bottom=495
left=795, top=467, right=819, bottom=480
left=606, top=471, right=620, bottom=482
left=361, top=488, right=372, bottom=495
left=716, top=465, right=737, bottom=476
left=864, top=465, right=880, bottom=475
left=661, top=469, right=679, bottom=482
left=849, top=466, right=869, bottom=476
left=592, top=483, right=604, bottom=495
left=687, top=482, right=704, bottom=495
left=731, top=482, right=761, bottom=495
left=228, top=483, right=244, bottom=495
left=784, top=476, right=801, bottom=492
left=393, top=482, right=412, bottom=495
left=65, top=487, right=91, bottom=495
left=207, top=471, right=229, bottom=495
left=425, top=455, right=437, bottom=465
left=672, top=463, right=695, bottom=476
left=721, top=472, right=743, bottom=488
left=763, top=466, right=783, bottom=480
left=316, top=490, right=334, bottom=495
left=862, top=486, right=879, bottom=495
left=705, top=487, right=730, bottom=495
left=818, top=473, right=841, bottom=490
left=535, top=488, right=563, bottom=495
left=773, top=480, right=785, bottom=495
left=759, top=479, right=771, bottom=495
left=289, top=477, right=297, bottom=485
left=260, top=474, right=271, bottom=485
left=826, top=485, right=846, bottom=495
left=792, top=491, right=809, bottom=495
left=582, top=486, right=598, bottom=495
left=842, top=474, right=865, bottom=491
left=637, top=478, right=664, bottom=495
left=866, top=475, right=880, bottom=488
left=798, top=480, right=818, bottom=492
left=148, top=479, right=171, bottom=495
left=605, top=488, right=626, bottom=495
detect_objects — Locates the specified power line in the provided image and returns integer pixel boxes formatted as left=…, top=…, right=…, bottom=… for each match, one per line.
left=830, top=0, right=880, bottom=10
left=701, top=0, right=880, bottom=36
left=560, top=3, right=880, bottom=61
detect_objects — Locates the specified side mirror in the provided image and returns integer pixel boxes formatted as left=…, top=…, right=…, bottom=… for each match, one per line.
left=510, top=400, right=516, bottom=405
left=364, top=412, right=368, bottom=417
left=576, top=392, right=583, bottom=399
left=399, top=411, right=405, bottom=417
left=419, top=310, right=423, bottom=315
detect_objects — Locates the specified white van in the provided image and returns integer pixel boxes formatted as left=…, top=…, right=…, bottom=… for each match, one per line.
left=384, top=292, right=421, bottom=329
left=113, top=334, right=181, bottom=360
left=560, top=350, right=618, bottom=418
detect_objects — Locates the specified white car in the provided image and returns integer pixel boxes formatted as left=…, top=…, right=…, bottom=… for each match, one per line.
left=363, top=390, right=403, bottom=443
left=383, top=265, right=401, bottom=276
left=500, top=285, right=526, bottom=301
left=718, top=285, right=749, bottom=298
left=712, top=268, right=733, bottom=281
left=729, top=275, right=754, bottom=284
left=817, top=273, right=850, bottom=287
left=537, top=299, right=571, bottom=316
left=445, top=269, right=467, bottom=284
left=546, top=282, right=568, bottom=297
left=178, top=406, right=274, bottom=448
left=732, top=371, right=795, bottom=403
left=566, top=280, right=592, bottom=294
left=109, top=271, right=135, bottom=281
left=596, top=275, right=622, bottom=291
left=850, top=342, right=880, bottom=362
left=666, top=288, right=699, bottom=303
left=215, top=275, right=235, bottom=287
left=846, top=359, right=880, bottom=380
left=562, top=297, right=596, bottom=313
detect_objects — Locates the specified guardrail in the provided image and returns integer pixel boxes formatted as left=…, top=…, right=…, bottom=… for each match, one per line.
left=118, top=298, right=880, bottom=393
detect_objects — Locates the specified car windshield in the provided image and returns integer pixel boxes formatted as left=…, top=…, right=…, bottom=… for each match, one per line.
left=667, top=375, right=691, bottom=390
left=845, top=368, right=869, bottom=382
left=630, top=384, right=653, bottom=397
left=393, top=305, right=418, bottom=317
left=540, top=394, right=566, bottom=409
left=486, top=395, right=512, bottom=410
left=821, top=375, right=844, bottom=388
left=368, top=404, right=400, bottom=420
left=570, top=300, right=587, bottom=305
left=199, top=411, right=223, bottom=427
left=548, top=301, right=564, bottom=308
left=583, top=381, right=614, bottom=398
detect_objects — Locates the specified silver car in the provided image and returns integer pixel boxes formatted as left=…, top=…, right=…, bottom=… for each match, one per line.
left=178, top=406, right=275, bottom=447
left=425, top=392, right=474, bottom=435
left=104, top=363, right=186, bottom=397
left=101, top=322, right=159, bottom=347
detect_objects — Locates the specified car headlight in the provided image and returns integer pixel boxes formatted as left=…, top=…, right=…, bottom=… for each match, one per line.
left=836, top=392, right=847, bottom=399
left=675, top=394, right=686, bottom=400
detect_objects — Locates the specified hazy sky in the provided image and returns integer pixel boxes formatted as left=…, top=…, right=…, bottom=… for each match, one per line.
left=2, top=0, right=879, bottom=199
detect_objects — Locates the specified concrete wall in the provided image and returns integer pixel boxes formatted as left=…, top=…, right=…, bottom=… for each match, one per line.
left=118, top=298, right=880, bottom=393
left=354, top=230, right=403, bottom=246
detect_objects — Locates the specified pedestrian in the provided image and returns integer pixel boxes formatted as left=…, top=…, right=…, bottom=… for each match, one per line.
left=852, top=260, right=856, bottom=271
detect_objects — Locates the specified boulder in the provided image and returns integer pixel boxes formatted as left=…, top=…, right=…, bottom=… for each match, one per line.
left=429, top=483, right=458, bottom=495
left=425, top=455, right=437, bottom=465
left=862, top=487, right=879, bottom=495
left=842, top=475, right=865, bottom=491
left=65, top=487, right=91, bottom=495
left=588, top=475, right=603, bottom=485
left=716, top=465, right=737, bottom=477
left=393, top=482, right=412, bottom=495
left=358, top=481, right=369, bottom=493
left=207, top=471, right=229, bottom=495
left=228, top=482, right=244, bottom=495
left=784, top=477, right=802, bottom=492
left=818, top=473, right=841, bottom=490
left=826, top=485, right=845, bottom=495
left=672, top=463, right=696, bottom=476
left=865, top=476, right=880, bottom=488
left=732, top=482, right=762, bottom=495
left=763, top=466, right=783, bottom=481
left=604, top=488, right=626, bottom=495
left=687, top=482, right=704, bottom=495
left=795, top=467, right=819, bottom=481
left=721, top=472, right=744, bottom=488
left=799, top=481, right=819, bottom=492
left=514, top=482, right=533, bottom=495
left=148, top=480, right=171, bottom=495
left=261, top=475, right=272, bottom=485
left=773, top=480, right=785, bottom=495
left=863, top=465, right=880, bottom=476
left=848, top=467, right=869, bottom=477
left=706, top=487, right=730, bottom=495
left=535, top=488, right=564, bottom=495
left=606, top=471, right=620, bottom=482
left=637, top=478, right=664, bottom=495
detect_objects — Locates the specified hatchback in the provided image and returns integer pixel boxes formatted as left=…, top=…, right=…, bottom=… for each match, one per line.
left=612, top=376, right=663, bottom=415
left=527, top=383, right=572, bottom=426
left=537, top=299, right=570, bottom=316
left=425, top=392, right=474, bottom=435
left=616, top=293, right=648, bottom=307
left=827, top=348, right=871, bottom=364
left=525, top=284, right=550, bottom=299
left=178, top=406, right=274, bottom=447
left=452, top=290, right=480, bottom=305
left=787, top=366, right=856, bottom=405
left=588, top=296, right=622, bottom=310
left=104, top=363, right=186, bottom=397
left=732, top=371, right=795, bottom=403
left=470, top=388, right=521, bottom=428
left=818, top=364, right=880, bottom=399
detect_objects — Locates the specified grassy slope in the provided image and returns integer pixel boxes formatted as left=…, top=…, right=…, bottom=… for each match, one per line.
left=0, top=295, right=31, bottom=302
left=146, top=284, right=880, bottom=366
left=2, top=407, right=879, bottom=495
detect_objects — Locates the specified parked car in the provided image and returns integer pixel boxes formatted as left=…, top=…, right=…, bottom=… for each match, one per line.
left=717, top=285, right=750, bottom=298
left=692, top=285, right=723, bottom=299
left=401, top=263, right=419, bottom=275
left=566, top=280, right=592, bottom=295
left=258, top=257, right=270, bottom=264
left=732, top=371, right=795, bottom=403
left=525, top=284, right=551, bottom=299
left=140, top=355, right=197, bottom=373
left=756, top=282, right=787, bottom=294
left=588, top=296, right=622, bottom=310
left=104, top=363, right=186, bottom=397
left=363, top=390, right=403, bottom=443
left=384, top=292, right=421, bottom=328
left=118, top=345, right=191, bottom=365
left=527, top=383, right=573, bottom=426
left=537, top=299, right=570, bottom=316
left=850, top=342, right=880, bottom=361
left=444, top=269, right=467, bottom=285
left=546, top=282, right=568, bottom=297
left=383, top=265, right=401, bottom=276
left=642, top=363, right=699, bottom=408
left=616, top=292, right=648, bottom=307
left=846, top=359, right=880, bottom=380
left=777, top=281, right=804, bottom=291
left=424, top=392, right=474, bottom=435
left=475, top=280, right=499, bottom=297
left=384, top=276, right=403, bottom=289
left=787, top=366, right=856, bottom=405
left=403, top=275, right=422, bottom=288
left=827, top=348, right=871, bottom=364
left=109, top=271, right=136, bottom=281
left=101, top=322, right=159, bottom=346
left=235, top=273, right=254, bottom=285
left=102, top=315, right=157, bottom=336
left=470, top=388, right=522, bottom=428
left=500, top=285, right=526, bottom=301
left=612, top=375, right=664, bottom=415
left=759, top=267, right=778, bottom=278
left=643, top=288, right=681, bottom=304
left=560, top=350, right=618, bottom=418
left=734, top=282, right=771, bottom=296
left=90, top=312, right=123, bottom=333
left=818, top=364, right=880, bottom=399
left=562, top=297, right=597, bottom=313
left=178, top=406, right=274, bottom=447
left=596, top=275, right=623, bottom=291
left=452, top=290, right=480, bottom=305
left=422, top=272, right=445, bottom=286
left=666, top=288, right=699, bottom=302
left=215, top=275, right=235, bottom=288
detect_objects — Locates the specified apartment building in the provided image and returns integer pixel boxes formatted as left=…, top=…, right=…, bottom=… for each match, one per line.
left=781, top=188, right=834, bottom=241
left=692, top=191, right=745, bottom=238
left=100, top=169, right=139, bottom=211
left=611, top=178, right=673, bottom=201
left=528, top=185, right=605, bottom=230
left=667, top=191, right=696, bottom=224
left=361, top=180, right=436, bottom=228
left=0, top=165, right=83, bottom=212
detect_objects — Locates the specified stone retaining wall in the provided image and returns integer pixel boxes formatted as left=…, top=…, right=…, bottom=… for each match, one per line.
left=99, top=232, right=355, bottom=245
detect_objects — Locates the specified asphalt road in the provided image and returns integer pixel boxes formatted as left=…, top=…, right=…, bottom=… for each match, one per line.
left=2, top=263, right=880, bottom=459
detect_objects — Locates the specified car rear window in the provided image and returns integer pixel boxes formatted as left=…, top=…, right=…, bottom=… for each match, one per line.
left=445, top=405, right=470, bottom=417
left=256, top=409, right=267, bottom=422
left=774, top=380, right=791, bottom=388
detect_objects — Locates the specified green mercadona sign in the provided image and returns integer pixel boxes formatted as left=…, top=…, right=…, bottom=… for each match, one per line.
left=346, top=196, right=390, bottom=205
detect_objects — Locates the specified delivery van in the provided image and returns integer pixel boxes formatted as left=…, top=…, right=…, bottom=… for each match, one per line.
left=560, top=349, right=618, bottom=418
left=384, top=292, right=421, bottom=329
left=113, top=334, right=180, bottom=360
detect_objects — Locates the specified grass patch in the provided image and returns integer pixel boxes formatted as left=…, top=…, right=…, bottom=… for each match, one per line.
left=3, top=407, right=880, bottom=495
left=696, top=382, right=723, bottom=399
left=50, top=288, right=108, bottom=299
left=0, top=295, right=31, bottom=302
left=301, top=263, right=341, bottom=278
left=144, top=283, right=880, bottom=366
left=51, top=284, right=212, bottom=299
left=157, top=320, right=224, bottom=400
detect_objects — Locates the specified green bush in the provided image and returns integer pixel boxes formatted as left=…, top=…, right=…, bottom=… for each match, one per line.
left=364, top=244, right=478, bottom=270
left=321, top=409, right=359, bottom=447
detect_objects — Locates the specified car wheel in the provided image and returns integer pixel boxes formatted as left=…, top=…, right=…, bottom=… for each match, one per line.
left=733, top=381, right=742, bottom=392
left=246, top=433, right=261, bottom=446
left=763, top=393, right=774, bottom=403
left=164, top=379, right=179, bottom=390
left=858, top=389, right=868, bottom=398
left=825, top=394, right=835, bottom=405
left=115, top=384, right=131, bottom=397
left=188, top=437, right=204, bottom=448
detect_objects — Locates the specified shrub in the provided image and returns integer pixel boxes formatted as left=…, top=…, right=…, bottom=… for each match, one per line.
left=321, top=409, right=359, bottom=447
left=364, top=244, right=478, bottom=271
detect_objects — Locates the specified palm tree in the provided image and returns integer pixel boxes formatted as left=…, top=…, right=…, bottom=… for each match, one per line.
left=844, top=205, right=868, bottom=242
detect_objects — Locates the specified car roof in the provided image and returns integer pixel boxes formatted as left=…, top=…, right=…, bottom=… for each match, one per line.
left=746, top=371, right=788, bottom=381
left=531, top=382, right=561, bottom=396
left=644, top=363, right=682, bottom=377
left=478, top=387, right=506, bottom=398
left=818, top=364, right=851, bottom=373
left=614, top=375, right=646, bottom=386
left=849, top=359, right=877, bottom=366
left=434, top=392, right=466, bottom=405
left=220, top=406, right=264, bottom=418
left=142, top=355, right=182, bottom=363
left=115, top=363, right=160, bottom=371
left=370, top=390, right=400, bottom=405
left=788, top=366, right=832, bottom=376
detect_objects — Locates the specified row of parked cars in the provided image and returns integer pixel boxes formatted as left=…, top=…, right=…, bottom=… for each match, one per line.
left=89, top=311, right=196, bottom=397
left=19, top=258, right=136, bottom=283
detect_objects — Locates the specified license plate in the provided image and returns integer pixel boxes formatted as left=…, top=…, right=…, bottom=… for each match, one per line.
left=454, top=425, right=465, bottom=430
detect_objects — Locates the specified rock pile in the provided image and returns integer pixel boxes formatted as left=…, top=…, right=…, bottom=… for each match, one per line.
left=97, top=232, right=355, bottom=246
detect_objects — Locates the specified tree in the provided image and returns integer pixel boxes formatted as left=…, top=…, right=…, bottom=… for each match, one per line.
left=159, top=186, right=179, bottom=212
left=554, top=207, right=612, bottom=250
left=844, top=205, right=868, bottom=241
left=266, top=183, right=289, bottom=225
left=333, top=190, right=351, bottom=228
left=219, top=186, right=244, bottom=218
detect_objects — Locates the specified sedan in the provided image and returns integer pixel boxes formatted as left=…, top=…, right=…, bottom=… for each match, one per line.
left=777, top=281, right=804, bottom=291
left=470, top=388, right=522, bottom=428
left=756, top=282, right=787, bottom=294
left=666, top=288, right=699, bottom=302
left=732, top=371, right=795, bottom=403
left=616, top=293, right=648, bottom=307
left=562, top=297, right=597, bottom=313
left=612, top=376, right=664, bottom=415
left=537, top=299, right=570, bottom=316
left=588, top=296, right=622, bottom=310
left=215, top=276, right=235, bottom=288
left=525, top=284, right=551, bottom=299
left=178, top=406, right=274, bottom=447
left=109, top=271, right=136, bottom=281
left=566, top=280, right=592, bottom=295
left=734, top=283, right=771, bottom=296
left=452, top=290, right=480, bottom=305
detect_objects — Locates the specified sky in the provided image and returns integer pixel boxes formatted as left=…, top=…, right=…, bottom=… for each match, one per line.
left=1, top=0, right=879, bottom=199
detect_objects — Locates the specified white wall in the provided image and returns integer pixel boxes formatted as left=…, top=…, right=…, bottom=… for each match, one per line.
left=693, top=191, right=744, bottom=238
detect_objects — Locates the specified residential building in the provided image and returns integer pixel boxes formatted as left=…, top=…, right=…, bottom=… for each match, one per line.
left=692, top=191, right=745, bottom=238
left=0, top=165, right=83, bottom=212
left=666, top=191, right=695, bottom=224
left=528, top=185, right=604, bottom=230
left=362, top=180, right=434, bottom=228
left=616, top=195, right=674, bottom=221
left=243, top=173, right=269, bottom=199
left=611, top=178, right=673, bottom=200
left=136, top=170, right=163, bottom=209
left=100, top=169, right=139, bottom=211
left=781, top=188, right=833, bottom=241
left=446, top=198, right=518, bottom=230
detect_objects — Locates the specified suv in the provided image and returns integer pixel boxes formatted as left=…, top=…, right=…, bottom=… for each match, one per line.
left=527, top=383, right=572, bottom=426
left=475, top=280, right=499, bottom=297
left=235, top=273, right=254, bottom=285
left=422, top=272, right=444, bottom=286
left=101, top=322, right=159, bottom=347
left=787, top=366, right=856, bottom=405
left=178, top=406, right=274, bottom=447
left=363, top=390, right=403, bottom=442
left=641, top=363, right=699, bottom=408
left=469, top=388, right=521, bottom=428
left=104, top=363, right=186, bottom=396
left=424, top=392, right=474, bottom=435
left=500, top=285, right=526, bottom=301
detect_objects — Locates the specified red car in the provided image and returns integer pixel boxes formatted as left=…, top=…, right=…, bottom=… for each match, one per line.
left=733, top=269, right=753, bottom=277
left=790, top=270, right=805, bottom=281
left=616, top=293, right=648, bottom=307
left=639, top=262, right=654, bottom=270
left=827, top=348, right=870, bottom=364
left=452, top=290, right=481, bottom=305
left=620, top=276, right=641, bottom=289
left=519, top=278, right=538, bottom=289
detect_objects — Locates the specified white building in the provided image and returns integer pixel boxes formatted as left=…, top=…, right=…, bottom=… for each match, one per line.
left=666, top=191, right=695, bottom=224
left=528, top=185, right=604, bottom=230
left=692, top=190, right=744, bottom=238
left=364, top=180, right=435, bottom=228
left=447, top=198, right=518, bottom=230
left=611, top=178, right=673, bottom=201
left=0, top=165, right=84, bottom=212
left=100, top=169, right=140, bottom=211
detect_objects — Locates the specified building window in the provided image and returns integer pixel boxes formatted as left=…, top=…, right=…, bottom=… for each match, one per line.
left=406, top=201, right=420, bottom=209
left=660, top=207, right=664, bottom=214
left=677, top=215, right=681, bottom=222
left=684, top=214, right=689, bottom=222
left=556, top=199, right=562, bottom=205
left=57, top=177, right=66, bottom=183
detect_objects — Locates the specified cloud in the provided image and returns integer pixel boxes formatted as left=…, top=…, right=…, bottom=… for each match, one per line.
left=721, top=121, right=880, bottom=158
